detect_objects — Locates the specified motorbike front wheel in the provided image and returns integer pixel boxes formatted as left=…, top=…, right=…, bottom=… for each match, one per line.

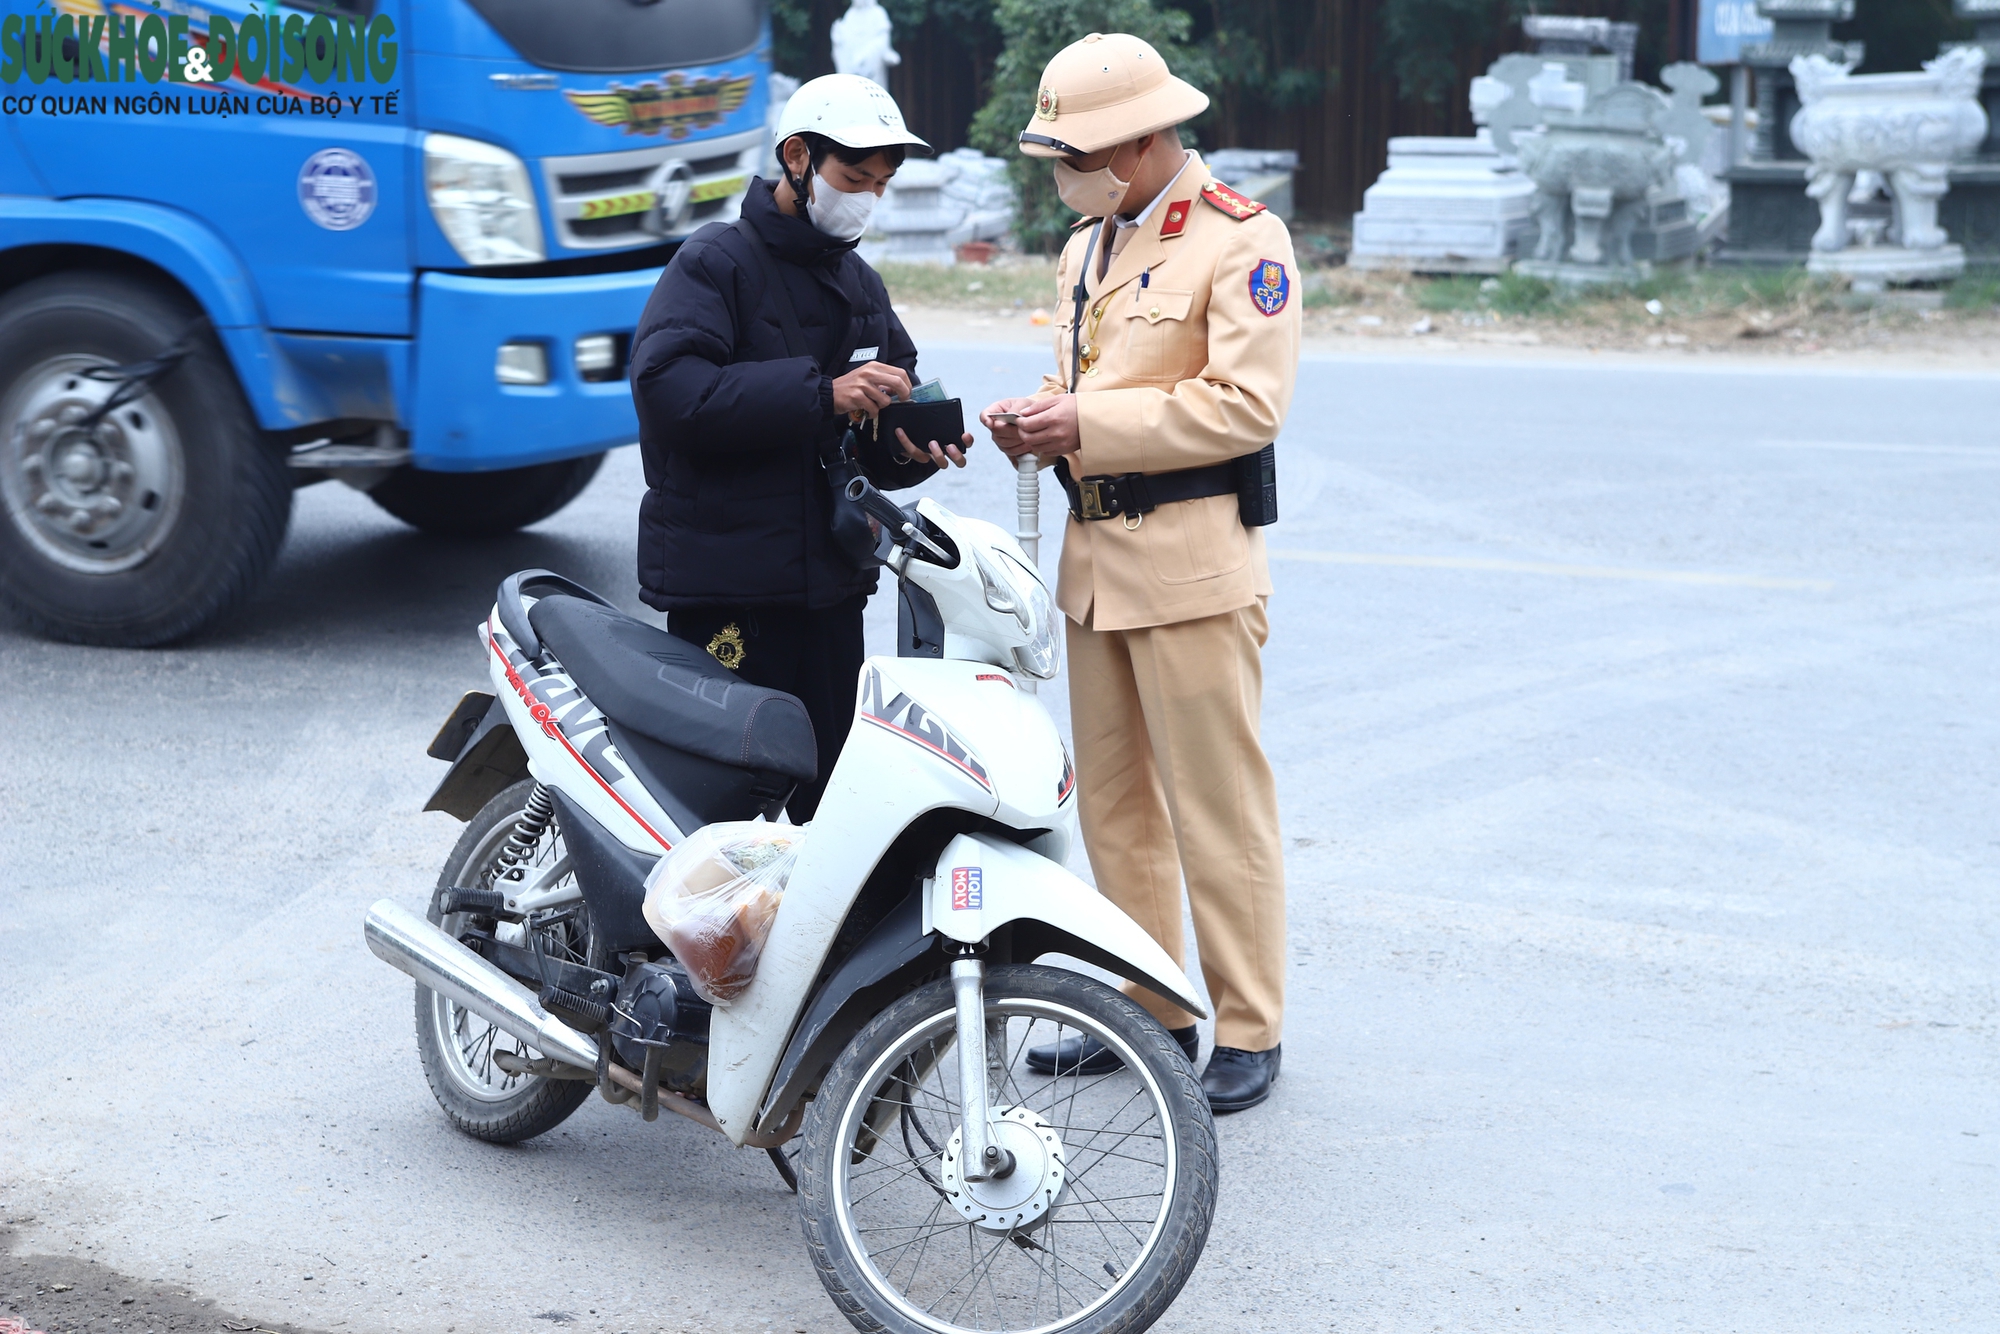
left=798, top=964, right=1217, bottom=1334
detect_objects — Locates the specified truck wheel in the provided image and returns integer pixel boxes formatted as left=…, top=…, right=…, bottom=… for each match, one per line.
left=369, top=453, right=605, bottom=537
left=0, top=273, right=290, bottom=646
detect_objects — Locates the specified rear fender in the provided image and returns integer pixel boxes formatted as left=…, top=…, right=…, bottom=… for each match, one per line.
left=423, top=695, right=528, bottom=822
left=928, top=833, right=1208, bottom=1020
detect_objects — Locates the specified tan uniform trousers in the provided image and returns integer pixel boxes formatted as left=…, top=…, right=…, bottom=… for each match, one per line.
left=1066, top=598, right=1285, bottom=1052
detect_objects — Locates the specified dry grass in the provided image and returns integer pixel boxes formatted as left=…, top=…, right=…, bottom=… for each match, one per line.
left=1299, top=264, right=2000, bottom=355
left=876, top=259, right=1062, bottom=314
left=876, top=252, right=2000, bottom=357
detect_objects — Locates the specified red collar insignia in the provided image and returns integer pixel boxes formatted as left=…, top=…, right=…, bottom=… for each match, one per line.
left=1159, top=200, right=1193, bottom=237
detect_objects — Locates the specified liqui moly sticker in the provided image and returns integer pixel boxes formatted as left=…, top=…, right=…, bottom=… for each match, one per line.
left=951, top=867, right=982, bottom=911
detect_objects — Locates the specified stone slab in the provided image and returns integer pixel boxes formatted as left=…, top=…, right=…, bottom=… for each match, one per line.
left=1807, top=243, right=1966, bottom=287
left=1517, top=257, right=1666, bottom=285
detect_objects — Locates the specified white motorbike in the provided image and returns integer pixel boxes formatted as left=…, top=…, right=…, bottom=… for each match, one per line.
left=364, top=479, right=1218, bottom=1334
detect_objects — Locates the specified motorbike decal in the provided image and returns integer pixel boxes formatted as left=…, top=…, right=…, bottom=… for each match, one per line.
left=487, top=623, right=674, bottom=851
left=951, top=867, right=983, bottom=911
left=858, top=666, right=993, bottom=793
left=975, top=673, right=1016, bottom=688
left=1057, top=748, right=1076, bottom=805
left=564, top=74, right=756, bottom=139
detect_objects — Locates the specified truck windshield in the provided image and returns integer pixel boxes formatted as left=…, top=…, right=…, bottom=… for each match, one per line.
left=467, top=0, right=764, bottom=73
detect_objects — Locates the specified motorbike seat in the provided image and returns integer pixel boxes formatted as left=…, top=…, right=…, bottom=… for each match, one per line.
left=526, top=594, right=818, bottom=788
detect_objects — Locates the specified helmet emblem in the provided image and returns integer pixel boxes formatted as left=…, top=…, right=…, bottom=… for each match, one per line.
left=1035, top=86, right=1059, bottom=121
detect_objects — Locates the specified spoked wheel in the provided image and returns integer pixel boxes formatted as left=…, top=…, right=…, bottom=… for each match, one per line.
left=414, top=779, right=600, bottom=1144
left=798, top=964, right=1217, bottom=1334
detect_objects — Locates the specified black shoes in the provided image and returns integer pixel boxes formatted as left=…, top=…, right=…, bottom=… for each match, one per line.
left=1023, top=1029, right=1282, bottom=1114
left=1025, top=1024, right=1200, bottom=1076
left=1201, top=1044, right=1281, bottom=1113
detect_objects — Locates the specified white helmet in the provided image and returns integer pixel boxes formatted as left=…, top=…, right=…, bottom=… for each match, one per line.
left=773, top=74, right=931, bottom=155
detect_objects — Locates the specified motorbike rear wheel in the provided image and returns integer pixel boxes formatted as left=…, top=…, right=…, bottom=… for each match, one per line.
left=413, top=779, right=600, bottom=1144
left=797, top=964, right=1217, bottom=1334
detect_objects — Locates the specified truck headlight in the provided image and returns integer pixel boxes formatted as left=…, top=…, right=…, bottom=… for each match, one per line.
left=424, top=133, right=545, bottom=266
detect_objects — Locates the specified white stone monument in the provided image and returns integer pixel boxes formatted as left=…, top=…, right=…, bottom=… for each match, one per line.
left=1790, top=47, right=1990, bottom=288
left=856, top=149, right=1015, bottom=266
left=830, top=0, right=900, bottom=90
left=858, top=158, right=959, bottom=265
left=1205, top=149, right=1301, bottom=219
left=1347, top=133, right=1537, bottom=273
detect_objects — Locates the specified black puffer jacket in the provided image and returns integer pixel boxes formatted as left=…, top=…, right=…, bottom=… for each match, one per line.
left=629, top=179, right=935, bottom=611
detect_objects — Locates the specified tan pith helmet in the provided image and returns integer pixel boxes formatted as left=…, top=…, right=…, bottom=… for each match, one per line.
left=1017, top=32, right=1209, bottom=159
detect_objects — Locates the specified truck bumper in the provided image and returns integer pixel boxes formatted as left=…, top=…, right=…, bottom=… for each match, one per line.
left=409, top=267, right=660, bottom=471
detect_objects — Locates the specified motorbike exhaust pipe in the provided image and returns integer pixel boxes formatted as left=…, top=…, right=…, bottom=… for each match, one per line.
left=363, top=898, right=599, bottom=1073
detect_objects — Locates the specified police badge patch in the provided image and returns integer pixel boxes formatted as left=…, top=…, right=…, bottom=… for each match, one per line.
left=1250, top=259, right=1289, bottom=317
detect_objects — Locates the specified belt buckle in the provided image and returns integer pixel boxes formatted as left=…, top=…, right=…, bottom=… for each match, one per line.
left=1077, top=476, right=1111, bottom=521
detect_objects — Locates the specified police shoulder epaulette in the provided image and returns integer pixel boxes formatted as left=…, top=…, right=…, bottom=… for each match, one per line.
left=1199, top=180, right=1267, bottom=220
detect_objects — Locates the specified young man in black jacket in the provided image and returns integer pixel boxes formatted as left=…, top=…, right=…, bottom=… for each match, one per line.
left=628, top=75, right=970, bottom=820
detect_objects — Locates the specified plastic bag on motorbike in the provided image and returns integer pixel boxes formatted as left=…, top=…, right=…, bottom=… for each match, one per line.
left=641, top=822, right=803, bottom=1005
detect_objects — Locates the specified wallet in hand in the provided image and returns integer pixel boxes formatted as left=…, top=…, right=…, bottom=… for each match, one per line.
left=877, top=398, right=966, bottom=452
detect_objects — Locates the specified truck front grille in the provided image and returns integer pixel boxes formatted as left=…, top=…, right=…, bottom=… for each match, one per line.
left=557, top=167, right=656, bottom=195
left=541, top=128, right=763, bottom=252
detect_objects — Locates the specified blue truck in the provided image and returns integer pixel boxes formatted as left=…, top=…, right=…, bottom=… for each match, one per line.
left=0, top=0, right=771, bottom=645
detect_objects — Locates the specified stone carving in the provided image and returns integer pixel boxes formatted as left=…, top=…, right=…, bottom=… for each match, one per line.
left=1352, top=17, right=1712, bottom=276
left=1506, top=61, right=1719, bottom=281
left=1520, top=15, right=1639, bottom=82
left=1789, top=47, right=1989, bottom=284
left=830, top=0, right=900, bottom=90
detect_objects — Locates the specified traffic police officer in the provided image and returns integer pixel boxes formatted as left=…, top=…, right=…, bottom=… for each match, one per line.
left=983, top=32, right=1300, bottom=1112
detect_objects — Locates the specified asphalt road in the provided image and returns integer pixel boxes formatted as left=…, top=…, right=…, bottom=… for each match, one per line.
left=3, top=348, right=1996, bottom=1334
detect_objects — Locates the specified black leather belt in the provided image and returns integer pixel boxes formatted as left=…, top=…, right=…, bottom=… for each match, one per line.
left=1057, top=458, right=1240, bottom=522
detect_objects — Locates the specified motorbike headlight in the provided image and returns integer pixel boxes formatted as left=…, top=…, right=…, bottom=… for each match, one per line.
left=991, top=549, right=1061, bottom=680
left=973, top=547, right=1029, bottom=629
left=424, top=133, right=546, bottom=266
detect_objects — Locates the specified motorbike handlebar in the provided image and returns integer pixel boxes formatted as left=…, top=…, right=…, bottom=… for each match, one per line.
left=845, top=475, right=914, bottom=531
left=845, top=476, right=956, bottom=566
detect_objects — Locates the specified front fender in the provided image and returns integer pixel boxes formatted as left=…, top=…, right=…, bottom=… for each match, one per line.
left=929, top=833, right=1208, bottom=1021
left=0, top=197, right=263, bottom=328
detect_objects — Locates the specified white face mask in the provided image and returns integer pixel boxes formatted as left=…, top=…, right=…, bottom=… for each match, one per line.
left=1053, top=155, right=1133, bottom=218
left=806, top=170, right=879, bottom=241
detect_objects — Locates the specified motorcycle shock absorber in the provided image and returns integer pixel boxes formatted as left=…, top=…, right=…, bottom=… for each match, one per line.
left=493, top=783, right=557, bottom=883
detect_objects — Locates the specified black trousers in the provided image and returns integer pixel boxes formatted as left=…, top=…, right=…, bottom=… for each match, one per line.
left=666, top=593, right=867, bottom=822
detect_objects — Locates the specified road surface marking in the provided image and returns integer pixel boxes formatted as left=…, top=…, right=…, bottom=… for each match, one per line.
left=1269, top=550, right=1833, bottom=591
left=1756, top=439, right=2000, bottom=458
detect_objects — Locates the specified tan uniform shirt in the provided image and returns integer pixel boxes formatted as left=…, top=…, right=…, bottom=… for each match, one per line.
left=1037, top=153, right=1302, bottom=631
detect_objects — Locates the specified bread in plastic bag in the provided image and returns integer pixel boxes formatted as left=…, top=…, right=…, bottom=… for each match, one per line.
left=641, top=821, right=802, bottom=1005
